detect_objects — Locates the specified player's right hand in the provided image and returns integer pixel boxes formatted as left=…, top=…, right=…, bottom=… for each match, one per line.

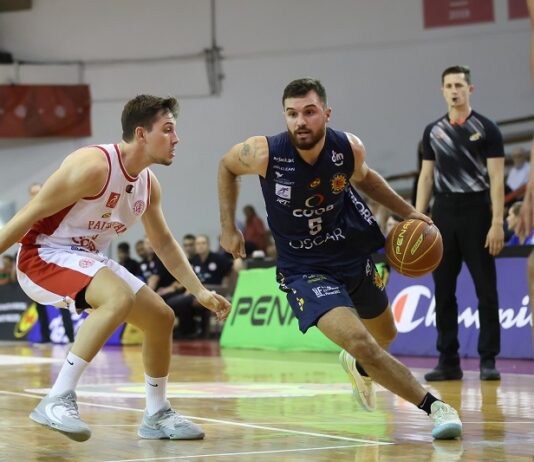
left=220, top=228, right=246, bottom=259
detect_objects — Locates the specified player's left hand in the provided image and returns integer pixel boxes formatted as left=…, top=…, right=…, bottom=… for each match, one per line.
left=405, top=210, right=433, bottom=225
left=485, top=223, right=504, bottom=256
left=196, top=288, right=232, bottom=321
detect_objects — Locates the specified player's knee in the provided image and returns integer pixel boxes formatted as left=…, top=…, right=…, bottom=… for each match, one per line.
left=344, top=332, right=379, bottom=361
left=381, top=323, right=398, bottom=346
left=160, top=303, right=176, bottom=330
left=110, top=290, right=136, bottom=318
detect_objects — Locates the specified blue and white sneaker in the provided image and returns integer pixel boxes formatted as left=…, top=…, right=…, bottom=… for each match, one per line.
left=430, top=401, right=463, bottom=439
left=138, top=408, right=205, bottom=440
left=339, top=349, right=376, bottom=411
left=29, top=390, right=91, bottom=442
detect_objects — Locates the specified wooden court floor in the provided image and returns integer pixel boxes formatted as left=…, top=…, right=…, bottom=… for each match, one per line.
left=0, top=341, right=533, bottom=462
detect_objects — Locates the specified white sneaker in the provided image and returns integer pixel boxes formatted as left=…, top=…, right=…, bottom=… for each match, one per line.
left=430, top=401, right=463, bottom=440
left=138, top=408, right=205, bottom=440
left=29, top=391, right=91, bottom=442
left=339, top=350, right=376, bottom=411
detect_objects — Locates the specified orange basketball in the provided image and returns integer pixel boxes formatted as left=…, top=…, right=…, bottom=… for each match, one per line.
left=385, top=219, right=443, bottom=278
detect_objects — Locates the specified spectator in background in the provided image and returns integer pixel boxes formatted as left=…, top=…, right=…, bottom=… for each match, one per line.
left=0, top=254, right=15, bottom=284
left=167, top=234, right=235, bottom=338
left=182, top=234, right=196, bottom=261
left=243, top=205, right=267, bottom=254
left=506, top=202, right=534, bottom=246
left=117, top=242, right=142, bottom=278
left=25, top=182, right=75, bottom=343
left=145, top=237, right=183, bottom=301
left=138, top=237, right=157, bottom=283
left=505, top=147, right=530, bottom=203
left=135, top=238, right=148, bottom=261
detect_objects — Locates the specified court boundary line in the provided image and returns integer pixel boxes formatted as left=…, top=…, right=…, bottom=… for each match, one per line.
left=0, top=390, right=393, bottom=446
left=101, top=443, right=372, bottom=462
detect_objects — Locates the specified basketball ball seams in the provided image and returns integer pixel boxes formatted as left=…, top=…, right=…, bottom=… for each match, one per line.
left=404, top=228, right=442, bottom=266
left=399, top=220, right=425, bottom=274
left=385, top=218, right=443, bottom=278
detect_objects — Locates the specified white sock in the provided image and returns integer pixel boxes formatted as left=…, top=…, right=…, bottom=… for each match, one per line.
left=145, top=374, right=169, bottom=415
left=49, top=352, right=89, bottom=397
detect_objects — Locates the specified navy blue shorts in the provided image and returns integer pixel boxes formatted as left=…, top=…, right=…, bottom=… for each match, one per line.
left=277, top=258, right=389, bottom=333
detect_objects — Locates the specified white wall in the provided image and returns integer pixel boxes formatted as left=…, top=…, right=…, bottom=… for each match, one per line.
left=0, top=0, right=531, bottom=251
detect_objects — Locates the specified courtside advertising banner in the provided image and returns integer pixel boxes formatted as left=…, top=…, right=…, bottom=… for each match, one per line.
left=220, top=267, right=339, bottom=351
left=222, top=258, right=532, bottom=358
left=389, top=257, right=532, bottom=359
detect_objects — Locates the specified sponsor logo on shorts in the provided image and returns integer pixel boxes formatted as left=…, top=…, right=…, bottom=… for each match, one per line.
left=312, top=285, right=342, bottom=298
left=133, top=200, right=145, bottom=215
left=106, top=192, right=121, bottom=208
left=304, top=274, right=327, bottom=283
left=297, top=298, right=305, bottom=311
left=79, top=258, right=95, bottom=268
left=373, top=269, right=385, bottom=290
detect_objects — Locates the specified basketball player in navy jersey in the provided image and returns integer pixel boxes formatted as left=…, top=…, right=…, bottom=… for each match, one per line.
left=218, top=78, right=462, bottom=439
left=0, top=95, right=231, bottom=442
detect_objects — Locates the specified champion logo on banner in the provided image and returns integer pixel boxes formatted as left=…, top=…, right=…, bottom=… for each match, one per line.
left=106, top=192, right=121, bottom=208
left=391, top=285, right=532, bottom=334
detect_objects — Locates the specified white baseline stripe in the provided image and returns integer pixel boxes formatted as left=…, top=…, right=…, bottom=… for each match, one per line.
left=102, top=443, right=369, bottom=462
left=0, top=390, right=392, bottom=446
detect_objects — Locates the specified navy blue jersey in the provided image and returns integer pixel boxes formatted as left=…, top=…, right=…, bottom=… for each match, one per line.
left=260, top=127, right=384, bottom=274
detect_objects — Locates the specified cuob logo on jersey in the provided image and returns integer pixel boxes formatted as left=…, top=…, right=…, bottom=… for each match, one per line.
left=391, top=285, right=532, bottom=334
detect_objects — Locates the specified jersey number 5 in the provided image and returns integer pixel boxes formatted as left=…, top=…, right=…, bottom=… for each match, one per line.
left=308, top=217, right=323, bottom=236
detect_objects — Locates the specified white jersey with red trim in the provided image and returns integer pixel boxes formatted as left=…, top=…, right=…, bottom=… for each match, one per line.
left=21, top=143, right=151, bottom=253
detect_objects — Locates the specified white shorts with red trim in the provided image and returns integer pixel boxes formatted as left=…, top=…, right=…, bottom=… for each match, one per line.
left=16, top=245, right=145, bottom=312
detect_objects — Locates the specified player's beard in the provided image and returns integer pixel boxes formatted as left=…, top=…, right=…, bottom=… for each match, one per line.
left=288, top=126, right=326, bottom=151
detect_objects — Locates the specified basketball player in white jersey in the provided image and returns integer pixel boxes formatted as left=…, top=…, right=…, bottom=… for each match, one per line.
left=0, top=95, right=231, bottom=442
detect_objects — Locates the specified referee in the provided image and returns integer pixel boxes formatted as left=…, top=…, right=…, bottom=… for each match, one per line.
left=416, top=65, right=504, bottom=382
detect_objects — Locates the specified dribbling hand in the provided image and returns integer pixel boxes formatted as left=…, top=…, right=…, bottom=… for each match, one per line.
left=220, top=228, right=246, bottom=259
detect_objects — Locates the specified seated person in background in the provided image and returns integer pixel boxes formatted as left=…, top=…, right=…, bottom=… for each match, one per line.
left=0, top=254, right=15, bottom=285
left=182, top=234, right=197, bottom=261
left=243, top=205, right=267, bottom=255
left=506, top=201, right=534, bottom=245
left=138, top=237, right=157, bottom=283
left=505, top=147, right=530, bottom=204
left=117, top=242, right=142, bottom=278
left=167, top=234, right=236, bottom=338
left=146, top=240, right=184, bottom=301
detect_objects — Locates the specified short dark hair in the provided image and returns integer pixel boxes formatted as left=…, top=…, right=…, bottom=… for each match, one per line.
left=282, top=78, right=327, bottom=106
left=183, top=233, right=196, bottom=241
left=441, top=65, right=471, bottom=85
left=121, top=95, right=179, bottom=142
left=510, top=202, right=522, bottom=217
left=117, top=242, right=130, bottom=252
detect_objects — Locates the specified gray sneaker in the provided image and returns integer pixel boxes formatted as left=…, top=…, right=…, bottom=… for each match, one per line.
left=138, top=408, right=205, bottom=440
left=430, top=401, right=463, bottom=440
left=29, top=391, right=91, bottom=442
